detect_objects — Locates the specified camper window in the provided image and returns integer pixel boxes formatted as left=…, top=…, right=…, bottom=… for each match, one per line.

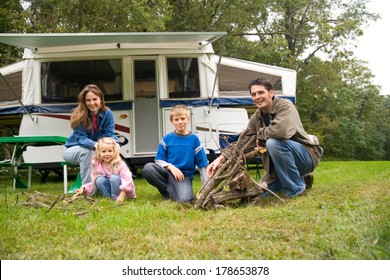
left=41, top=59, right=122, bottom=103
left=134, top=60, right=156, bottom=98
left=217, top=64, right=283, bottom=97
left=0, top=71, right=22, bottom=101
left=167, top=58, right=200, bottom=98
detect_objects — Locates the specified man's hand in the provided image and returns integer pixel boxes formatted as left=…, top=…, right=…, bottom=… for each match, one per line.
left=257, top=139, right=267, bottom=153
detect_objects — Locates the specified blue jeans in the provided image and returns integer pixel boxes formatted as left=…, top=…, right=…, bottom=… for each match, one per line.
left=95, top=174, right=122, bottom=200
left=63, top=146, right=93, bottom=184
left=265, top=138, right=314, bottom=197
left=142, top=163, right=194, bottom=203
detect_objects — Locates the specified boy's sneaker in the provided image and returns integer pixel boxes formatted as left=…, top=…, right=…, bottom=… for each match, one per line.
left=303, top=173, right=314, bottom=189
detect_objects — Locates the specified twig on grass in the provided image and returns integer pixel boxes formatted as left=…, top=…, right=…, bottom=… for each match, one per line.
left=12, top=191, right=127, bottom=216
left=47, top=194, right=65, bottom=212
left=73, top=203, right=126, bottom=217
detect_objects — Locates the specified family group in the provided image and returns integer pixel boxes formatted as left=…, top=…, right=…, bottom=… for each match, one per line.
left=63, top=79, right=323, bottom=204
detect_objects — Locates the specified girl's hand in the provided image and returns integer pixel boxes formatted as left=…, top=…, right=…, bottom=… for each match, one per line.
left=116, top=191, right=126, bottom=203
left=72, top=187, right=85, bottom=199
left=76, top=187, right=86, bottom=195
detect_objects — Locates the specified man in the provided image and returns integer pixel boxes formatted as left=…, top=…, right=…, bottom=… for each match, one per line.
left=207, top=78, right=323, bottom=198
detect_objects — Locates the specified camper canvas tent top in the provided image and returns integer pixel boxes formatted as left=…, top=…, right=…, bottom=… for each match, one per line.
left=0, top=32, right=296, bottom=170
left=0, top=32, right=225, bottom=53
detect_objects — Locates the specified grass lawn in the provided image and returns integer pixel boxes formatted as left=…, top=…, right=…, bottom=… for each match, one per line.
left=0, top=161, right=389, bottom=260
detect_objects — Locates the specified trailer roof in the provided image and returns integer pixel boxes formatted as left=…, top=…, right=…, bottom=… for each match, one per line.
left=0, top=32, right=226, bottom=53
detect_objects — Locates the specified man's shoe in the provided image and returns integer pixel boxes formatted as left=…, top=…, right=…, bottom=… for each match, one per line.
left=303, top=173, right=314, bottom=189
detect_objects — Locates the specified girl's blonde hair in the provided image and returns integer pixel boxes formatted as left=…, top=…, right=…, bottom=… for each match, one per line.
left=169, top=105, right=190, bottom=122
left=94, top=137, right=122, bottom=171
left=70, top=84, right=109, bottom=129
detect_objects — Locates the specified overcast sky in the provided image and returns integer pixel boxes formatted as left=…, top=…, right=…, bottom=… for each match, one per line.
left=354, top=0, right=389, bottom=95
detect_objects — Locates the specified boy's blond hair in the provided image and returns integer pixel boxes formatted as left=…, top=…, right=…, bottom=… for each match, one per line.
left=94, top=137, right=122, bottom=171
left=169, top=105, right=190, bottom=122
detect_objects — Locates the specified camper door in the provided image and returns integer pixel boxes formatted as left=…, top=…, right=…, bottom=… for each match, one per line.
left=132, top=58, right=160, bottom=155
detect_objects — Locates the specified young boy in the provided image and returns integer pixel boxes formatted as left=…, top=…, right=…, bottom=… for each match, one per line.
left=142, top=105, right=209, bottom=203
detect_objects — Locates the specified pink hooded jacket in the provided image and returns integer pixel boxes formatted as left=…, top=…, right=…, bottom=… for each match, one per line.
left=81, top=159, right=136, bottom=199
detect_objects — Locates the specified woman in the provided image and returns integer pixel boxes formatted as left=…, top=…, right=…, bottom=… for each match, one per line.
left=63, top=84, right=118, bottom=184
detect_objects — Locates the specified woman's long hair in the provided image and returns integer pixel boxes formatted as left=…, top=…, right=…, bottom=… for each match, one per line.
left=94, top=137, right=122, bottom=173
left=70, top=84, right=109, bottom=129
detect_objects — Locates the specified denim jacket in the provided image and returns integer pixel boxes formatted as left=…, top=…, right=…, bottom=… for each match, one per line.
left=64, top=109, right=118, bottom=150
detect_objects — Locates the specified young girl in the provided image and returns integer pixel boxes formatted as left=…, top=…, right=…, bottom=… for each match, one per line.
left=75, top=137, right=136, bottom=202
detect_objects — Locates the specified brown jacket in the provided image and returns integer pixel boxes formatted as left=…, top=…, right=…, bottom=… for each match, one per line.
left=222, top=97, right=323, bottom=184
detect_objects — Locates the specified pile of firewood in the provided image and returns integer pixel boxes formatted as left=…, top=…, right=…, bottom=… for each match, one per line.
left=195, top=134, right=284, bottom=210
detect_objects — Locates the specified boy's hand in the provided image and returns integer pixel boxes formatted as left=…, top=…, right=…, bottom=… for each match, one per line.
left=207, top=155, right=226, bottom=177
left=167, top=165, right=184, bottom=181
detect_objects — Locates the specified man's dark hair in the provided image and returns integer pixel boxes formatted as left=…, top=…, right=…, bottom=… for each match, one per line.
left=248, top=78, right=273, bottom=92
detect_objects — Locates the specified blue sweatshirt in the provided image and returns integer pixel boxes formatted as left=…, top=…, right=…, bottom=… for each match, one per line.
left=155, top=132, right=208, bottom=180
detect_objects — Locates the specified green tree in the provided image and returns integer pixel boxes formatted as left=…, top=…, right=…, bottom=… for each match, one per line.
left=298, top=54, right=387, bottom=160
left=166, top=0, right=378, bottom=69
left=0, top=0, right=26, bottom=65
left=23, top=0, right=170, bottom=33
left=257, top=0, right=376, bottom=62
left=380, top=96, right=390, bottom=159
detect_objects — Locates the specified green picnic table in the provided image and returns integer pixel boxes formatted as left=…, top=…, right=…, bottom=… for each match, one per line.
left=0, top=135, right=68, bottom=191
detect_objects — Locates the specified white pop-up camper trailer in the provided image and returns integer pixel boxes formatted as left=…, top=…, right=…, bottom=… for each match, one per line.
left=0, top=32, right=296, bottom=171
